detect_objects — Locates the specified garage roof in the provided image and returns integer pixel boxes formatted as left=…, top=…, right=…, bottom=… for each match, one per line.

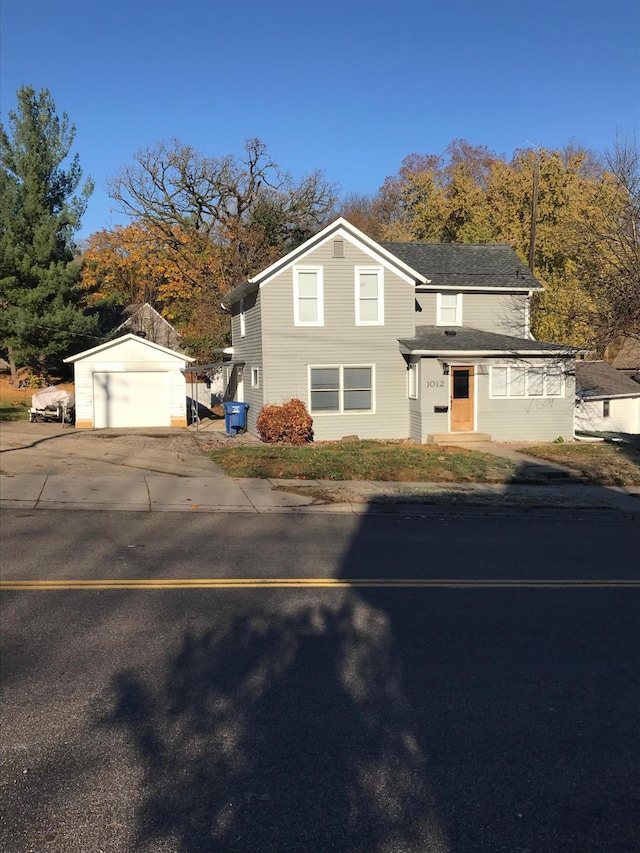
left=63, top=333, right=195, bottom=364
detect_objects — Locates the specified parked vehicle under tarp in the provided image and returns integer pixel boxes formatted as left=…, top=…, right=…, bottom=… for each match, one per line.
left=29, top=387, right=75, bottom=424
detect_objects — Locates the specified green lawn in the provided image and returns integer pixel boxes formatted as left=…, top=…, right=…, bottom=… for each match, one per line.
left=519, top=441, right=640, bottom=486
left=208, top=440, right=520, bottom=483
left=0, top=402, right=29, bottom=421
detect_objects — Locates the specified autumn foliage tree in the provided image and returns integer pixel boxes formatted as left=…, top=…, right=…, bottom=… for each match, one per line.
left=363, top=139, right=639, bottom=351
left=90, top=138, right=337, bottom=359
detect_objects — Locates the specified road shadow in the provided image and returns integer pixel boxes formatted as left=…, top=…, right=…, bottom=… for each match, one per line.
left=95, top=509, right=639, bottom=851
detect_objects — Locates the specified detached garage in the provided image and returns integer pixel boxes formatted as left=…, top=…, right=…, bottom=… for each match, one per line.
left=64, top=334, right=194, bottom=429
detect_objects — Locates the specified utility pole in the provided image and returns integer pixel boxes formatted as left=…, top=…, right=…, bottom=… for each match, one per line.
left=528, top=153, right=540, bottom=273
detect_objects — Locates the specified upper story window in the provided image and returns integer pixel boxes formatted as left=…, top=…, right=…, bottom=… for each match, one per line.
left=436, top=292, right=462, bottom=326
left=294, top=266, right=324, bottom=326
left=239, top=297, right=246, bottom=337
left=355, top=267, right=384, bottom=325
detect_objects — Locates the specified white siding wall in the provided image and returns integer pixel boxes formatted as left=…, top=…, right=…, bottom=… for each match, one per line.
left=575, top=397, right=640, bottom=434
left=260, top=239, right=415, bottom=441
left=71, top=338, right=189, bottom=428
left=415, top=291, right=529, bottom=336
left=230, top=288, right=264, bottom=433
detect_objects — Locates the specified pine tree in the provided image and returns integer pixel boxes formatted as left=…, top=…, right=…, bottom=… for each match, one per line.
left=0, top=86, right=97, bottom=382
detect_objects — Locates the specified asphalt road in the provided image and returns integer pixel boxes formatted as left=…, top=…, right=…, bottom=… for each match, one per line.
left=1, top=509, right=639, bottom=853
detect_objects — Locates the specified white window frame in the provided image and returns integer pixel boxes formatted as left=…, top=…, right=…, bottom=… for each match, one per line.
left=489, top=364, right=565, bottom=399
left=408, top=361, right=418, bottom=399
left=308, top=365, right=375, bottom=415
left=436, top=292, right=463, bottom=326
left=250, top=366, right=260, bottom=389
left=239, top=297, right=246, bottom=337
left=354, top=266, right=384, bottom=326
left=293, top=266, right=324, bottom=327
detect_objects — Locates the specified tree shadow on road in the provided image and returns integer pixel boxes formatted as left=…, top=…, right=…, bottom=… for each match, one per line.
left=99, top=589, right=443, bottom=852
left=95, top=510, right=639, bottom=853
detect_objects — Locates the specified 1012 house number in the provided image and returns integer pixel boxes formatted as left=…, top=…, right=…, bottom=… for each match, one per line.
left=426, top=380, right=446, bottom=388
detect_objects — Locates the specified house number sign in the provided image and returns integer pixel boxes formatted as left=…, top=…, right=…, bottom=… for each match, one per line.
left=426, top=380, right=446, bottom=388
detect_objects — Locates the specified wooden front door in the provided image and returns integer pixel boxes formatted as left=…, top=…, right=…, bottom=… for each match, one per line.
left=450, top=367, right=474, bottom=431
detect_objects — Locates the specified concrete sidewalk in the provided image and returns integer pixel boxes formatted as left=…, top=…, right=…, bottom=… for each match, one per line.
left=1, top=472, right=638, bottom=516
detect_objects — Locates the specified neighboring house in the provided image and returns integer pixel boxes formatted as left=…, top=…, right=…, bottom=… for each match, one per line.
left=114, top=303, right=184, bottom=352
left=605, top=337, right=640, bottom=381
left=221, top=218, right=578, bottom=443
left=64, top=334, right=193, bottom=429
left=575, top=361, right=640, bottom=435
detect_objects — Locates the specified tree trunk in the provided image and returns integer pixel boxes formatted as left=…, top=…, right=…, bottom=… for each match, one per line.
left=7, top=346, right=18, bottom=385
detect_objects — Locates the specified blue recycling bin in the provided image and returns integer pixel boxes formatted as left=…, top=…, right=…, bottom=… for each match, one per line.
left=223, top=401, right=249, bottom=435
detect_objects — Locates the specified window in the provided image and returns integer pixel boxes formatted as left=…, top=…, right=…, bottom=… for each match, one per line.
left=309, top=366, right=373, bottom=413
left=251, top=367, right=260, bottom=389
left=239, top=298, right=246, bottom=337
left=294, top=267, right=323, bottom=326
left=490, top=364, right=565, bottom=398
left=408, top=362, right=418, bottom=399
left=436, top=292, right=462, bottom=325
left=355, top=267, right=384, bottom=325
left=603, top=400, right=610, bottom=418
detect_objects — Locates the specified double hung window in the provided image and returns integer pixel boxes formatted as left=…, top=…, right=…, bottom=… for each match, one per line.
left=437, top=292, right=462, bottom=325
left=294, top=267, right=323, bottom=326
left=309, top=366, right=373, bottom=413
left=355, top=267, right=383, bottom=325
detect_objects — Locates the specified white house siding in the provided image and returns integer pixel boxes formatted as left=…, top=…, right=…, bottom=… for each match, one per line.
left=415, top=357, right=575, bottom=441
left=419, top=358, right=452, bottom=437
left=259, top=238, right=415, bottom=441
left=231, top=288, right=264, bottom=434
left=415, top=291, right=528, bottom=336
left=71, top=337, right=189, bottom=428
left=476, top=362, right=576, bottom=441
left=575, top=397, right=640, bottom=434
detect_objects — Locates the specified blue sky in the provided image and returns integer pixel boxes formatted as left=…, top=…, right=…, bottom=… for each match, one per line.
left=2, top=0, right=639, bottom=239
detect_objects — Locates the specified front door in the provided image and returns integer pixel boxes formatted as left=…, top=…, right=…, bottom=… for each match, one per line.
left=450, top=367, right=474, bottom=431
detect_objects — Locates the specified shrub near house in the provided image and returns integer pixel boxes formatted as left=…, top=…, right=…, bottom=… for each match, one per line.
left=256, top=399, right=314, bottom=445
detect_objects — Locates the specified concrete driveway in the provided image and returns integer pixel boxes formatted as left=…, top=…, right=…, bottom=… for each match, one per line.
left=0, top=421, right=223, bottom=477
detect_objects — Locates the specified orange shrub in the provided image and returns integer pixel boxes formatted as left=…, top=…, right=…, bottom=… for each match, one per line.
left=256, top=399, right=314, bottom=445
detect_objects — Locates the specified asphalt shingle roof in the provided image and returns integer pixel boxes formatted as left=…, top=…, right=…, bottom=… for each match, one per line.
left=380, top=242, right=543, bottom=289
left=398, top=326, right=575, bottom=353
left=575, top=361, right=640, bottom=399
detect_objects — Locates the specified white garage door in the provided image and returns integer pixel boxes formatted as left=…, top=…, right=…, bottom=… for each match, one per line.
left=93, top=372, right=171, bottom=428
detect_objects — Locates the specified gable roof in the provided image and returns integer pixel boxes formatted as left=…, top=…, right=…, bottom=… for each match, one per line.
left=575, top=360, right=640, bottom=400
left=380, top=242, right=542, bottom=290
left=63, top=332, right=195, bottom=363
left=399, top=326, right=577, bottom=356
left=222, top=217, right=428, bottom=307
left=114, top=302, right=180, bottom=336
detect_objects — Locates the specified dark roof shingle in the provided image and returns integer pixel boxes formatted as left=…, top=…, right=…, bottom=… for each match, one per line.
left=398, top=326, right=575, bottom=354
left=575, top=361, right=640, bottom=399
left=380, top=242, right=542, bottom=289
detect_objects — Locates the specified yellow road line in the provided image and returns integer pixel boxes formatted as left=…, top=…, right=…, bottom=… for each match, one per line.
left=1, top=578, right=639, bottom=590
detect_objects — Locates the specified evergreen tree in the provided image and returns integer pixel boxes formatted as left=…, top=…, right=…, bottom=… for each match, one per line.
left=0, top=86, right=97, bottom=381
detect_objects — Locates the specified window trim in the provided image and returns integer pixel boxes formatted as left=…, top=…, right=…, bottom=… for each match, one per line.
left=293, top=266, right=324, bottom=327
left=354, top=266, right=384, bottom=326
left=250, top=366, right=260, bottom=389
left=308, top=364, right=375, bottom=415
left=239, top=297, right=246, bottom=338
left=603, top=400, right=610, bottom=418
left=489, top=364, right=565, bottom=399
left=408, top=361, right=418, bottom=399
left=436, top=292, right=462, bottom=326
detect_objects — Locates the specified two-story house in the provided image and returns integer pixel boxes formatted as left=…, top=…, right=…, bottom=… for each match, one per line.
left=221, top=218, right=577, bottom=443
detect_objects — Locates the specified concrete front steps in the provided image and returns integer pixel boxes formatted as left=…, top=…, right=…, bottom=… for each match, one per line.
left=426, top=433, right=492, bottom=445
